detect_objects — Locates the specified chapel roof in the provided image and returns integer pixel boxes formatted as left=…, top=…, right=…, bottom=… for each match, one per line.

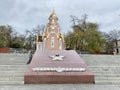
left=49, top=11, right=58, bottom=20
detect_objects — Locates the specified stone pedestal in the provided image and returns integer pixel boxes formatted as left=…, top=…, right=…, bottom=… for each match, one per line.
left=24, top=50, right=94, bottom=84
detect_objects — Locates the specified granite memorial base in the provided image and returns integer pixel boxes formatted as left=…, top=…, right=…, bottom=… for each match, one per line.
left=24, top=50, right=95, bottom=84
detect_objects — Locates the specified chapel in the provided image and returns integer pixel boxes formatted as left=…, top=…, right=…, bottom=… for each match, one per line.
left=36, top=11, right=65, bottom=50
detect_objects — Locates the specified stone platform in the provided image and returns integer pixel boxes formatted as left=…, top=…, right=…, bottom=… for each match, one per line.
left=24, top=50, right=94, bottom=84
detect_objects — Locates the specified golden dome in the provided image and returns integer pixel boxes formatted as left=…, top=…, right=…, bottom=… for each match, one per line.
left=49, top=11, right=58, bottom=20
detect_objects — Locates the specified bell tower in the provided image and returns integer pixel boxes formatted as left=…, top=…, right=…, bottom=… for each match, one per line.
left=42, top=11, right=65, bottom=50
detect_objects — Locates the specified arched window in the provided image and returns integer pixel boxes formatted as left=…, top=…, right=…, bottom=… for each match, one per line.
left=51, top=37, right=54, bottom=47
left=59, top=38, right=62, bottom=50
left=52, top=19, right=54, bottom=24
left=43, top=38, right=46, bottom=49
left=37, top=43, right=42, bottom=50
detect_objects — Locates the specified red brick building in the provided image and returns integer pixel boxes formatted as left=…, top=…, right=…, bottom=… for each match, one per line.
left=36, top=11, right=65, bottom=50
left=0, top=48, right=10, bottom=53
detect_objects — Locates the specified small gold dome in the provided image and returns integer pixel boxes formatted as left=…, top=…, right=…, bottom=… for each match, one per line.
left=49, top=11, right=58, bottom=20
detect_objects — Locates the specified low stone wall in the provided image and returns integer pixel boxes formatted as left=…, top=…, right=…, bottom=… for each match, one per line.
left=0, top=48, right=10, bottom=53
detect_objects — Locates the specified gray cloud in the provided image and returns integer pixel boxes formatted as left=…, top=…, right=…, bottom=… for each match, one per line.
left=0, top=0, right=120, bottom=34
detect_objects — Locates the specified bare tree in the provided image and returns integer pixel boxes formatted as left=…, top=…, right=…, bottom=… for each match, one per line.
left=25, top=25, right=45, bottom=50
left=104, top=29, right=120, bottom=41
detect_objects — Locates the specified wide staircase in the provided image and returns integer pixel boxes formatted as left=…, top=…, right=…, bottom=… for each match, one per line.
left=81, top=54, right=120, bottom=85
left=0, top=53, right=120, bottom=85
left=0, top=53, right=29, bottom=85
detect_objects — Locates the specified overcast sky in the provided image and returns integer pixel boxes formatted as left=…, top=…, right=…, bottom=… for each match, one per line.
left=0, top=0, right=120, bottom=34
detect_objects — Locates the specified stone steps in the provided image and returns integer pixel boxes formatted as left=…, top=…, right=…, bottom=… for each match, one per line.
left=0, top=77, right=24, bottom=81
left=92, top=68, right=120, bottom=71
left=0, top=54, right=120, bottom=86
left=90, top=68, right=120, bottom=74
left=0, top=62, right=27, bottom=64
left=0, top=65, right=27, bottom=68
left=80, top=54, right=120, bottom=85
left=0, top=81, right=24, bottom=85
left=95, top=80, right=120, bottom=85
left=0, top=72, right=26, bottom=76
left=0, top=66, right=27, bottom=70
left=0, top=70, right=25, bottom=76
left=95, top=77, right=120, bottom=80
left=90, top=66, right=120, bottom=85
left=0, top=63, right=27, bottom=65
left=0, top=62, right=28, bottom=64
left=0, top=68, right=27, bottom=70
left=0, top=53, right=28, bottom=85
left=0, top=69, right=26, bottom=85
left=89, top=65, right=120, bottom=68
left=94, top=74, right=120, bottom=77
left=93, top=72, right=120, bottom=75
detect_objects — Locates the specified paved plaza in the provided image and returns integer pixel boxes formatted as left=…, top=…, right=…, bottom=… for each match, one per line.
left=0, top=53, right=120, bottom=89
left=0, top=84, right=120, bottom=90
